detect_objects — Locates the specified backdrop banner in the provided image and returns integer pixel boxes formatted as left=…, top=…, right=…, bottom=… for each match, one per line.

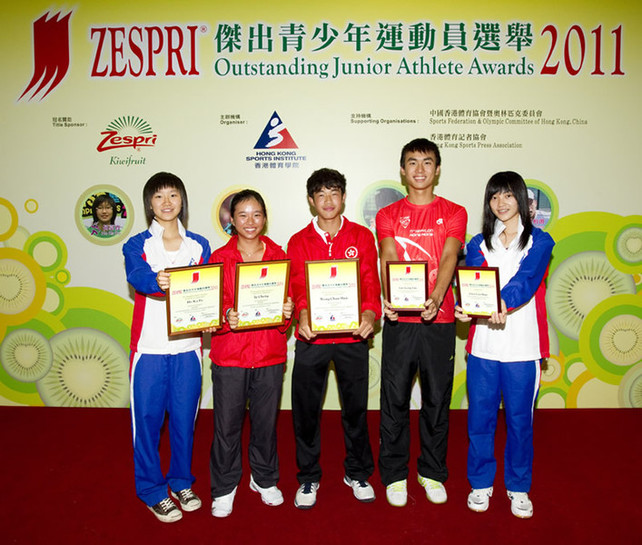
left=1, top=1, right=640, bottom=409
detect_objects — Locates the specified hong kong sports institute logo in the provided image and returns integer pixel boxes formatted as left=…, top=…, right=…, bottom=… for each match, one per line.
left=97, top=116, right=158, bottom=152
left=247, top=111, right=306, bottom=169
left=19, top=10, right=73, bottom=101
left=254, top=111, right=298, bottom=149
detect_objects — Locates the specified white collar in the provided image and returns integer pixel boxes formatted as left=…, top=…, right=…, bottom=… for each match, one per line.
left=312, top=215, right=344, bottom=240
left=149, top=218, right=186, bottom=239
left=492, top=216, right=524, bottom=248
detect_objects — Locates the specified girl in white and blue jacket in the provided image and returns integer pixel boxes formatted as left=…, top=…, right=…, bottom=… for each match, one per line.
left=123, top=172, right=211, bottom=523
left=456, top=171, right=554, bottom=519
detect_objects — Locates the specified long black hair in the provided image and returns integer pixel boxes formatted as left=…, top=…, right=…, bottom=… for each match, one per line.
left=482, top=171, right=532, bottom=251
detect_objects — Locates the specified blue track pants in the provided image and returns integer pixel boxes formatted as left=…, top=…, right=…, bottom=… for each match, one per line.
left=466, top=354, right=540, bottom=492
left=130, top=350, right=202, bottom=506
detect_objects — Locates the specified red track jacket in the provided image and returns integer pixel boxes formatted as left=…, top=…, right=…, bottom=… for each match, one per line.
left=287, top=217, right=382, bottom=344
left=209, top=235, right=291, bottom=368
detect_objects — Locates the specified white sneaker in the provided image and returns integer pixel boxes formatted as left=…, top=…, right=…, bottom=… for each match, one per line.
left=343, top=476, right=375, bottom=502
left=211, top=486, right=237, bottom=518
left=385, top=480, right=407, bottom=507
left=467, top=487, right=493, bottom=512
left=294, top=482, right=319, bottom=509
left=249, top=475, right=284, bottom=506
left=417, top=474, right=447, bottom=504
left=507, top=491, right=533, bottom=518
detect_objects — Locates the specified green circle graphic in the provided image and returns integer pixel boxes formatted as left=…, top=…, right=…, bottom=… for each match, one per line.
left=579, top=294, right=642, bottom=384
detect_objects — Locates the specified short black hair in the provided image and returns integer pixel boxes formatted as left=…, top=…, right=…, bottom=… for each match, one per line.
left=306, top=168, right=346, bottom=198
left=91, top=193, right=117, bottom=224
left=142, top=172, right=188, bottom=226
left=400, top=138, right=441, bottom=167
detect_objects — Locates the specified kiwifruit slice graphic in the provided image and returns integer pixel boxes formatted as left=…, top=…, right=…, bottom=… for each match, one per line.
left=618, top=363, right=642, bottom=407
left=0, top=329, right=52, bottom=382
left=598, top=314, right=642, bottom=367
left=36, top=328, right=129, bottom=407
left=0, top=256, right=38, bottom=316
left=546, top=251, right=635, bottom=340
left=615, top=226, right=642, bottom=266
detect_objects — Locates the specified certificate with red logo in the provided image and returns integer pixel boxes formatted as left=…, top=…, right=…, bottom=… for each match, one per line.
left=305, top=259, right=361, bottom=334
left=455, top=266, right=501, bottom=318
left=166, top=263, right=223, bottom=336
left=234, top=260, right=290, bottom=330
left=386, top=261, right=428, bottom=312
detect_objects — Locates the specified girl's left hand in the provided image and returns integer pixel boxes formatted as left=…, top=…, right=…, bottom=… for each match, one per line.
left=488, top=299, right=508, bottom=325
left=283, top=297, right=294, bottom=320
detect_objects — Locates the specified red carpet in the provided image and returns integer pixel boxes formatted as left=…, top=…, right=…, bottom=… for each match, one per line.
left=2, top=407, right=640, bottom=544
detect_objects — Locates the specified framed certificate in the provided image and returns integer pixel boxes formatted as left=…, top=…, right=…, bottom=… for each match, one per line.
left=165, top=263, right=223, bottom=336
left=305, top=259, right=361, bottom=334
left=234, top=260, right=290, bottom=330
left=386, top=261, right=428, bottom=311
left=455, top=266, right=501, bottom=318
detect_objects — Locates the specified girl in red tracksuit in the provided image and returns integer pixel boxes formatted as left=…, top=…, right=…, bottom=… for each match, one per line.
left=208, top=189, right=293, bottom=518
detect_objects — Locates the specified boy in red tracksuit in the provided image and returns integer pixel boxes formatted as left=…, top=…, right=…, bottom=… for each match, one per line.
left=287, top=168, right=382, bottom=509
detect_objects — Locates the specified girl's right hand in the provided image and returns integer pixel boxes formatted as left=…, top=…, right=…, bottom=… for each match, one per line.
left=157, top=270, right=170, bottom=291
left=226, top=308, right=240, bottom=329
left=454, top=305, right=472, bottom=322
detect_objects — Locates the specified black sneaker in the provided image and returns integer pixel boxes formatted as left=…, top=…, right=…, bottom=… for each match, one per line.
left=148, top=497, right=183, bottom=523
left=171, top=488, right=202, bottom=512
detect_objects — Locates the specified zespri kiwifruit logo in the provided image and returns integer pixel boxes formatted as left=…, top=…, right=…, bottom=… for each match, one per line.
left=97, top=115, right=157, bottom=153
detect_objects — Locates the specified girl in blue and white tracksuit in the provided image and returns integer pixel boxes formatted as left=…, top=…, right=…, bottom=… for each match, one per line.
left=123, top=172, right=211, bottom=522
left=456, top=171, right=554, bottom=519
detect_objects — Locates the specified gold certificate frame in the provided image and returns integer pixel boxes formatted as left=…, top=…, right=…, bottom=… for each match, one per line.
left=234, top=259, right=290, bottom=330
left=165, top=262, right=223, bottom=336
left=386, top=261, right=429, bottom=312
left=455, top=266, right=501, bottom=318
left=305, top=259, right=361, bottom=334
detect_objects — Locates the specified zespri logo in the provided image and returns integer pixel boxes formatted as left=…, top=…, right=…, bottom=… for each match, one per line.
left=89, top=22, right=204, bottom=77
left=19, top=10, right=72, bottom=101
left=97, top=116, right=157, bottom=152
